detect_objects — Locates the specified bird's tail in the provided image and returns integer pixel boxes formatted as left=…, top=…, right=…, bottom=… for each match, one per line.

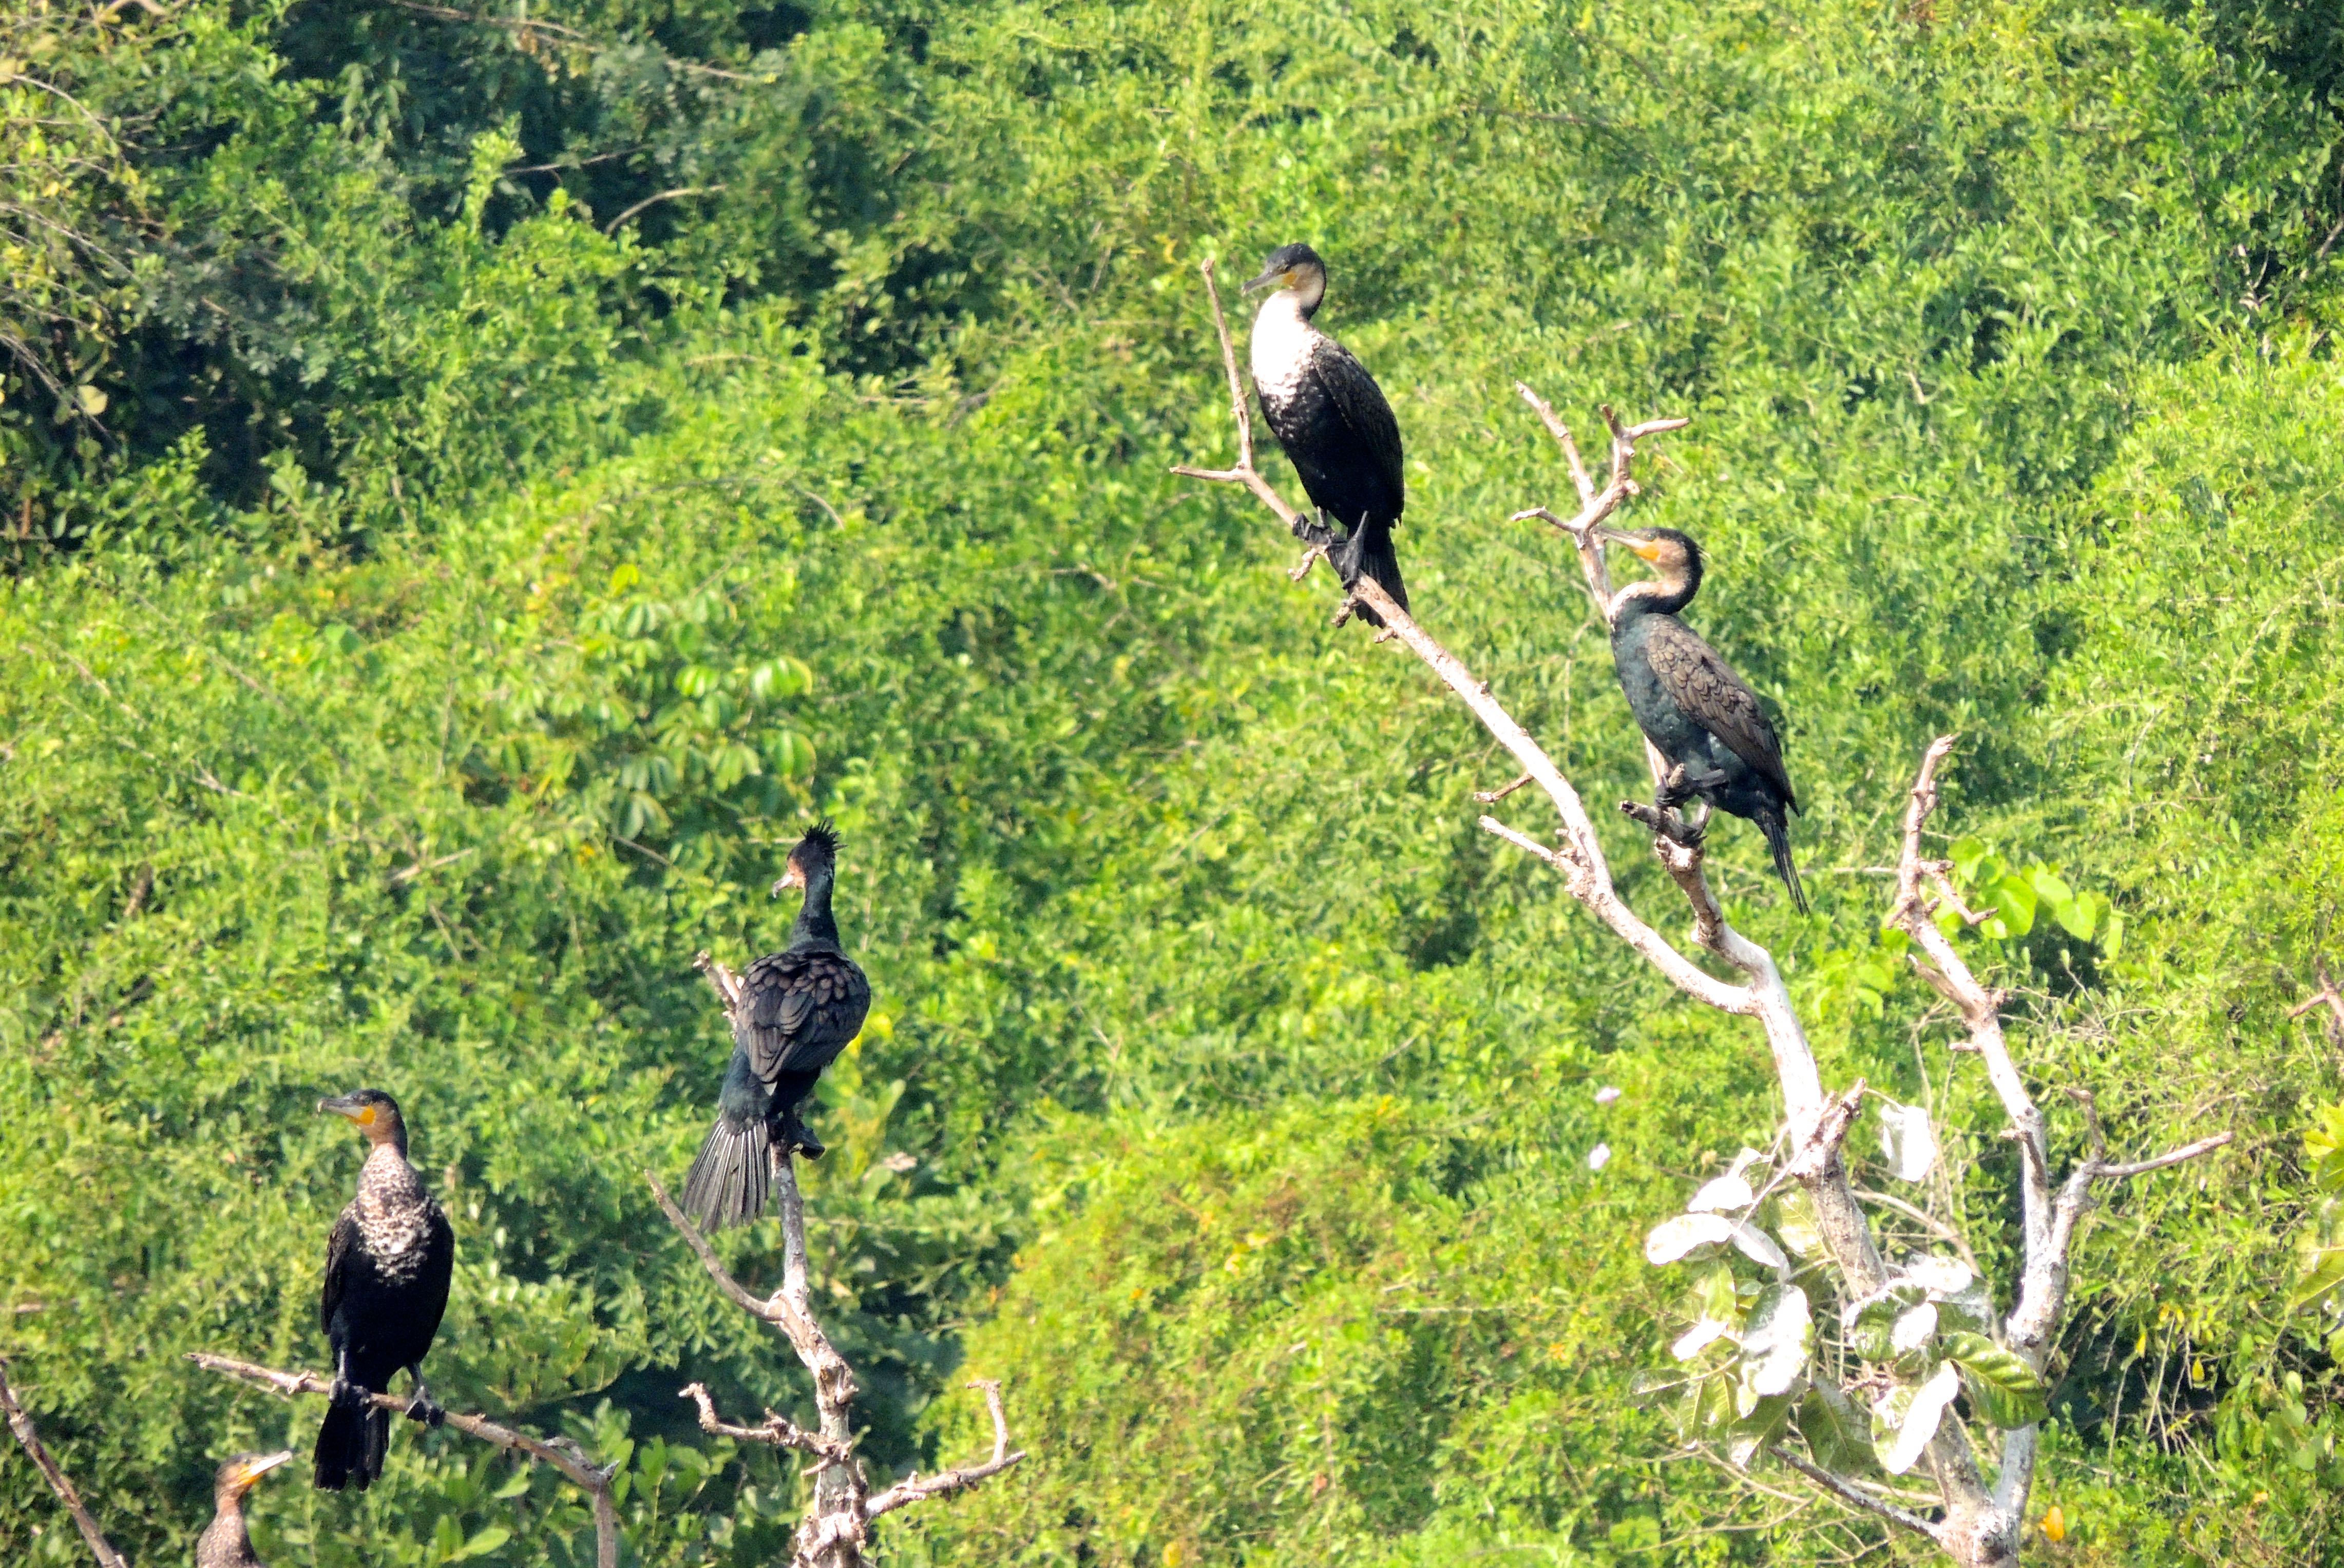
left=682, top=1057, right=774, bottom=1232
left=313, top=1393, right=389, bottom=1491
left=1758, top=805, right=1808, bottom=915
left=1335, top=518, right=1407, bottom=626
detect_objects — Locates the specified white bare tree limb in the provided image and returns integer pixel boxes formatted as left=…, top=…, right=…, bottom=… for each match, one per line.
left=653, top=955, right=1021, bottom=1567
left=1174, top=261, right=2233, bottom=1568
left=0, top=1359, right=127, bottom=1568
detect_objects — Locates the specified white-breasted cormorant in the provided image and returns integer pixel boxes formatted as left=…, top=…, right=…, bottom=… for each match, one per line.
left=197, top=1450, right=291, bottom=1567
left=314, top=1089, right=454, bottom=1491
left=1244, top=242, right=1408, bottom=625
left=1602, top=527, right=1807, bottom=912
left=681, top=821, right=872, bottom=1230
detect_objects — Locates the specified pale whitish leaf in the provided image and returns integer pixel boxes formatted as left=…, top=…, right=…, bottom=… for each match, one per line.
left=1728, top=1221, right=1787, bottom=1272
left=1689, top=1174, right=1754, bottom=1213
left=1726, top=1146, right=1768, bottom=1180
left=1672, top=1317, right=1735, bottom=1362
left=1796, top=1382, right=1878, bottom=1477
left=1594, top=1084, right=1622, bottom=1106
left=1646, top=1213, right=1734, bottom=1266
left=1878, top=1102, right=1939, bottom=1182
left=1771, top=1188, right=1825, bottom=1257
left=1587, top=1142, right=1612, bottom=1172
left=1740, top=1284, right=1813, bottom=1398
left=1891, top=1302, right=1939, bottom=1355
left=1876, top=1363, right=1962, bottom=1476
left=1903, top=1256, right=1974, bottom=1297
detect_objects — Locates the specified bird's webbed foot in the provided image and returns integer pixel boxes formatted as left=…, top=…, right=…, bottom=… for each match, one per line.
left=405, top=1373, right=445, bottom=1427
left=1653, top=764, right=1695, bottom=812
left=777, top=1109, right=827, bottom=1161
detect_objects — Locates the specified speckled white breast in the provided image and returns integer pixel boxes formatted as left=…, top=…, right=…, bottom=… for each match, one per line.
left=1249, top=292, right=1319, bottom=405
left=357, top=1145, right=434, bottom=1281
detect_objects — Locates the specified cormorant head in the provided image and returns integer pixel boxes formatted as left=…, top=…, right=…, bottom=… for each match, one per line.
left=1243, top=242, right=1328, bottom=314
left=772, top=819, right=842, bottom=898
left=318, top=1088, right=408, bottom=1153
left=1598, top=527, right=1704, bottom=608
left=213, top=1450, right=292, bottom=1507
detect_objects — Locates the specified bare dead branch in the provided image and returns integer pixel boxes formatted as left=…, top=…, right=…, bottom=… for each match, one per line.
left=1474, top=771, right=1535, bottom=805
left=187, top=1352, right=619, bottom=1568
left=0, top=1360, right=127, bottom=1568
left=862, top=1381, right=1026, bottom=1520
left=1770, top=1444, right=1945, bottom=1541
left=2291, top=961, right=2344, bottom=1050
left=652, top=965, right=1020, bottom=1566
left=679, top=1382, right=851, bottom=1463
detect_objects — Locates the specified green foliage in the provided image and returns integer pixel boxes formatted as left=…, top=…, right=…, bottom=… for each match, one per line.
left=4, top=0, right=2344, bottom=1564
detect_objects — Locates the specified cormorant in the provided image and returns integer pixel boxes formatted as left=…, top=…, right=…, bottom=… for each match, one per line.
left=681, top=821, right=872, bottom=1230
left=1600, top=527, right=1807, bottom=912
left=314, top=1088, right=454, bottom=1491
left=1244, top=242, right=1409, bottom=625
left=197, top=1450, right=291, bottom=1568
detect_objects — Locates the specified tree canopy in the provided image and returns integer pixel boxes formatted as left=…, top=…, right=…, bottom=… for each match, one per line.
left=4, top=0, right=2343, bottom=1563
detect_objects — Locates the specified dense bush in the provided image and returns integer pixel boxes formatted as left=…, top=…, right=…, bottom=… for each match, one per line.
left=4, top=0, right=2343, bottom=1563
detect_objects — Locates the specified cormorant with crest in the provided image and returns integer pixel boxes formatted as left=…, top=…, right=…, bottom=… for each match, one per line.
left=1602, top=527, right=1807, bottom=912
left=197, top=1450, right=292, bottom=1567
left=313, top=1088, right=453, bottom=1491
left=1244, top=242, right=1408, bottom=625
left=682, top=821, right=872, bottom=1230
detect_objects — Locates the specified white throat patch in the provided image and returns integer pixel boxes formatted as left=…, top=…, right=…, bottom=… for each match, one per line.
left=1249, top=292, right=1319, bottom=404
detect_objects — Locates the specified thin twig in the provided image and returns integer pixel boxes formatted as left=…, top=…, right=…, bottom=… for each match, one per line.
left=187, top=1352, right=619, bottom=1568
left=0, top=1360, right=128, bottom=1568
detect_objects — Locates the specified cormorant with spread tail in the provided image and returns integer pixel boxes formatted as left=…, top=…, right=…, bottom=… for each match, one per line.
left=198, top=1451, right=292, bottom=1567
left=314, top=1089, right=452, bottom=1491
left=1244, top=242, right=1408, bottom=625
left=1601, top=527, right=1807, bottom=912
left=682, top=822, right=871, bottom=1230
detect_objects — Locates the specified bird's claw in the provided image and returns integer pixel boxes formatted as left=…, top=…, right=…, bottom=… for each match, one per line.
left=406, top=1396, right=445, bottom=1427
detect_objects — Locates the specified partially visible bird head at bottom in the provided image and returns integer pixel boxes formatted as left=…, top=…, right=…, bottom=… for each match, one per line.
left=1243, top=242, right=1327, bottom=312
left=318, top=1087, right=409, bottom=1153
left=772, top=819, right=843, bottom=898
left=1599, top=527, right=1704, bottom=599
left=214, top=1450, right=293, bottom=1507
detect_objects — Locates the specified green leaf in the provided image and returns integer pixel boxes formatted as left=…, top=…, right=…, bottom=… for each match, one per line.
left=1942, top=1331, right=2048, bottom=1428
left=455, top=1524, right=513, bottom=1560
left=1796, top=1382, right=1878, bottom=1476
left=1740, top=1284, right=1813, bottom=1400
left=1992, top=875, right=2037, bottom=936
left=1875, top=1362, right=1962, bottom=1475
left=2102, top=909, right=2125, bottom=959
left=1769, top=1188, right=1825, bottom=1259
left=73, top=383, right=107, bottom=416
left=2027, top=866, right=2074, bottom=908
left=1949, top=836, right=1988, bottom=880
left=1725, top=1390, right=1795, bottom=1467
left=2289, top=1247, right=2344, bottom=1312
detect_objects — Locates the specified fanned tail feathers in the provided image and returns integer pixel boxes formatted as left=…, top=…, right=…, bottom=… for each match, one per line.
left=681, top=1112, right=772, bottom=1231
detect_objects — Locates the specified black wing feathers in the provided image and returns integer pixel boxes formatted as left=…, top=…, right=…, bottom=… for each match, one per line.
left=1307, top=337, right=1405, bottom=524
left=736, top=948, right=872, bottom=1085
left=1643, top=619, right=1797, bottom=811
left=319, top=1211, right=356, bottom=1337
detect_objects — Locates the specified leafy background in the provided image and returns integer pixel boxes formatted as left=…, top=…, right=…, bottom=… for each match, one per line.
left=4, top=0, right=2344, bottom=1563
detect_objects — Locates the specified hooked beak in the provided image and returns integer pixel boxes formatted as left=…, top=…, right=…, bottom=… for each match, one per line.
left=1598, top=530, right=1663, bottom=563
left=771, top=864, right=806, bottom=898
left=317, top=1093, right=361, bottom=1118
left=242, top=1450, right=294, bottom=1485
left=1241, top=266, right=1290, bottom=295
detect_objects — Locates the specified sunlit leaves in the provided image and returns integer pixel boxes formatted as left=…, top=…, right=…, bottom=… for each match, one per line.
left=1875, top=1101, right=1938, bottom=1182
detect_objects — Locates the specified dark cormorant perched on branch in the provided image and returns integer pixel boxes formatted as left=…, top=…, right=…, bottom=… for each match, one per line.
left=682, top=821, right=872, bottom=1230
left=1244, top=242, right=1408, bottom=625
left=197, top=1450, right=291, bottom=1567
left=1602, top=527, right=1807, bottom=912
left=314, top=1088, right=453, bottom=1491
